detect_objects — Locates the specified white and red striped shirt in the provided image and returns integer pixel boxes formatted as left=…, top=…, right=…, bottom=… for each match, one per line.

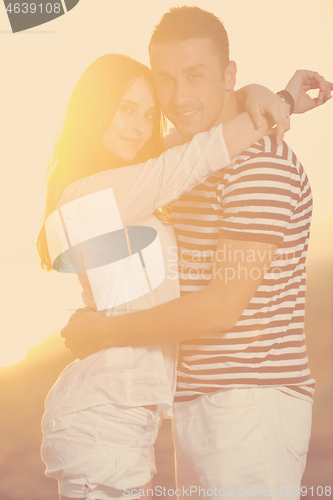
left=172, top=136, right=315, bottom=404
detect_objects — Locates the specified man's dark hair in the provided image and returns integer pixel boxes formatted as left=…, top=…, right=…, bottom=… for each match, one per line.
left=149, top=6, right=230, bottom=71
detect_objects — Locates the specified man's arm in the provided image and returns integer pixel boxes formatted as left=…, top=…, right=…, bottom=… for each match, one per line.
left=61, top=238, right=277, bottom=358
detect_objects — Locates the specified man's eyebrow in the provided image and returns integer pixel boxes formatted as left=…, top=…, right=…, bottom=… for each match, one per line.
left=154, top=71, right=173, bottom=78
left=182, top=64, right=207, bottom=73
left=155, top=64, right=208, bottom=78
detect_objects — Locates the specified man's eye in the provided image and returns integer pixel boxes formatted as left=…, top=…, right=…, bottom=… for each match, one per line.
left=189, top=74, right=201, bottom=81
left=159, top=78, right=172, bottom=86
left=145, top=113, right=155, bottom=121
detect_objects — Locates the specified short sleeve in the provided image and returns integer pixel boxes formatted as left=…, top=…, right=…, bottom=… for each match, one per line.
left=218, top=154, right=301, bottom=245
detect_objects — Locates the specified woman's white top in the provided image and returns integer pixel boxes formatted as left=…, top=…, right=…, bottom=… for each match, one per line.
left=43, top=124, right=230, bottom=426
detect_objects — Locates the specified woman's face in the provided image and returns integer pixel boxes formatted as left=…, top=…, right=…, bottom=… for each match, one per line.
left=102, top=76, right=156, bottom=163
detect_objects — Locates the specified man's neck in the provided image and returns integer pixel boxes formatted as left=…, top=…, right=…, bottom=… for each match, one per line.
left=217, top=91, right=239, bottom=125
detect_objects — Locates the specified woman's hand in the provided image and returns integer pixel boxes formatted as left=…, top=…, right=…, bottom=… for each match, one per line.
left=285, top=69, right=333, bottom=114
left=237, top=71, right=333, bottom=144
left=237, top=84, right=291, bottom=145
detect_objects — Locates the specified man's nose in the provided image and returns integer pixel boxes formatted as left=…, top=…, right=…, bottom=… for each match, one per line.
left=172, top=81, right=191, bottom=107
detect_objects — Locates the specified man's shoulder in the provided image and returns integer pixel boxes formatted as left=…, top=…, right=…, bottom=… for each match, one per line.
left=228, top=136, right=306, bottom=182
left=217, top=136, right=311, bottom=206
left=192, top=137, right=303, bottom=195
left=235, top=136, right=301, bottom=167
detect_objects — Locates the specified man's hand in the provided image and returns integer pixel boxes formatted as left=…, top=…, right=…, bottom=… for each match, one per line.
left=61, top=308, right=110, bottom=359
left=285, top=69, right=333, bottom=114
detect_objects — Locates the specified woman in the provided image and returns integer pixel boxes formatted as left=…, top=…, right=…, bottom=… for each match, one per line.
left=38, top=53, right=287, bottom=500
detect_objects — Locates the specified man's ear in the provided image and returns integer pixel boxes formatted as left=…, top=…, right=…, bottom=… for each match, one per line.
left=224, top=61, right=237, bottom=91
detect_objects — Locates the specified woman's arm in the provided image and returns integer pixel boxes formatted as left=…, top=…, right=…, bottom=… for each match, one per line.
left=236, top=70, right=333, bottom=139
left=71, top=113, right=274, bottom=229
left=50, top=113, right=273, bottom=269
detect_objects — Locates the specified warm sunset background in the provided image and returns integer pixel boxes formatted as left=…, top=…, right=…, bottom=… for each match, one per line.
left=0, top=0, right=332, bottom=498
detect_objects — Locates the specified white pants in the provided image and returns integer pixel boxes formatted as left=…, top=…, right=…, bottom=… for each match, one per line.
left=173, top=388, right=312, bottom=500
left=41, top=404, right=162, bottom=500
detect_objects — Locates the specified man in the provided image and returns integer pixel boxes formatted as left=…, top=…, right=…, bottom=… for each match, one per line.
left=61, top=7, right=332, bottom=499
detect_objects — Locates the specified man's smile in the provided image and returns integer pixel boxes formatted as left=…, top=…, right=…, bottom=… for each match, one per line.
left=172, top=108, right=201, bottom=121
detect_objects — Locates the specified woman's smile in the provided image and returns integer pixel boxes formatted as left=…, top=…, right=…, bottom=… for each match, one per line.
left=102, top=76, right=155, bottom=162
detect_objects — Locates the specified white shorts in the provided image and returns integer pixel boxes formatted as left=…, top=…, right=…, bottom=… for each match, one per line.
left=173, top=388, right=312, bottom=500
left=41, top=404, right=162, bottom=500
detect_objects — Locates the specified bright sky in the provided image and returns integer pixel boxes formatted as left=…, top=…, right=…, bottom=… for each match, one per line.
left=0, top=0, right=332, bottom=367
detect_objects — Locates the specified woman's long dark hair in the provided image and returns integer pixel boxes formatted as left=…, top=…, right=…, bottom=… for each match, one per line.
left=37, top=54, right=165, bottom=271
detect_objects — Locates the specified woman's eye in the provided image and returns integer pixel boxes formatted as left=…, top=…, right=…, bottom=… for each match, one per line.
left=145, top=113, right=155, bottom=121
left=120, top=105, right=132, bottom=113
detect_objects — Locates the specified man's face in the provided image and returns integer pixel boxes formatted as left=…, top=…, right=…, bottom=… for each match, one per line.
left=150, top=38, right=229, bottom=142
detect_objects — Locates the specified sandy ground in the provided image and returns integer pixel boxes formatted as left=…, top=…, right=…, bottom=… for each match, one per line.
left=1, top=262, right=332, bottom=499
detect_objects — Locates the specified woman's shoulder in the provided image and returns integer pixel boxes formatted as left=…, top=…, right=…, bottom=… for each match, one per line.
left=58, top=170, right=115, bottom=209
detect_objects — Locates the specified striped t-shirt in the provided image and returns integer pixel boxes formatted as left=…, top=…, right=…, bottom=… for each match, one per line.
left=172, top=136, right=315, bottom=404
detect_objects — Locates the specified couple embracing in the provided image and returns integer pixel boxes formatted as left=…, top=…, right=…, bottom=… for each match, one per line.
left=38, top=6, right=332, bottom=500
